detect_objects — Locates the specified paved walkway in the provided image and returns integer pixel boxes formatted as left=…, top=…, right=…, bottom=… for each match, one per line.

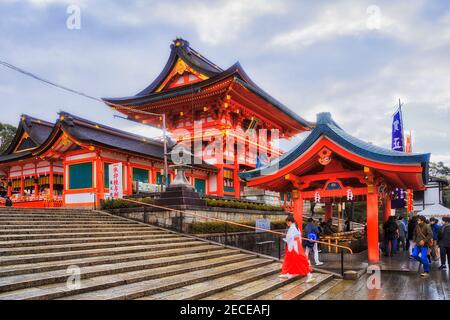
left=315, top=251, right=449, bottom=300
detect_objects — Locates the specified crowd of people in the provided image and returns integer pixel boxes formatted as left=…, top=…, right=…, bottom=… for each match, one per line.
left=381, top=215, right=450, bottom=277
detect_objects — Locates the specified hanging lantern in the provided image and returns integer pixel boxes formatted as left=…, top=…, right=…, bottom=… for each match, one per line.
left=346, top=188, right=354, bottom=201
left=314, top=192, right=321, bottom=203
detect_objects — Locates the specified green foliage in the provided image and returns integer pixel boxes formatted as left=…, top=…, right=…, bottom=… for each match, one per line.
left=191, top=220, right=287, bottom=234
left=429, top=161, right=450, bottom=182
left=101, top=197, right=154, bottom=210
left=0, top=122, right=17, bottom=154
left=206, top=198, right=283, bottom=212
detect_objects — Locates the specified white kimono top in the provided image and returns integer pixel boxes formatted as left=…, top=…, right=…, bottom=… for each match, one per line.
left=284, top=223, right=302, bottom=254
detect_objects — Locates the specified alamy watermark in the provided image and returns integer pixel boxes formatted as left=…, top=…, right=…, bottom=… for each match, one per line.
left=66, top=5, right=81, bottom=30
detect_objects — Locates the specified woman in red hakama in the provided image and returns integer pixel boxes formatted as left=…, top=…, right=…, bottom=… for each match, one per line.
left=280, top=215, right=313, bottom=281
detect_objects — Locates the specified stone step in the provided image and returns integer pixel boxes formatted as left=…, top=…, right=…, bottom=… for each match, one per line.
left=0, top=230, right=165, bottom=241
left=199, top=272, right=300, bottom=300
left=139, top=263, right=282, bottom=300
left=0, top=226, right=155, bottom=235
left=0, top=246, right=232, bottom=277
left=0, top=220, right=139, bottom=225
left=0, top=249, right=245, bottom=293
left=57, top=258, right=275, bottom=300
left=300, top=278, right=342, bottom=300
left=0, top=233, right=179, bottom=248
left=0, top=236, right=191, bottom=256
left=0, top=223, right=147, bottom=230
left=0, top=240, right=207, bottom=266
left=0, top=215, right=120, bottom=220
left=255, top=273, right=335, bottom=300
left=0, top=254, right=262, bottom=300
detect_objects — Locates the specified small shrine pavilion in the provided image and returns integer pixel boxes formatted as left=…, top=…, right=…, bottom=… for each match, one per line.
left=240, top=113, right=430, bottom=262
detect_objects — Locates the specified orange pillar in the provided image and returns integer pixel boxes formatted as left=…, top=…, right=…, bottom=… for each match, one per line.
left=367, top=191, right=380, bottom=263
left=49, top=162, right=54, bottom=200
left=292, top=190, right=303, bottom=232
left=20, top=167, right=24, bottom=198
left=383, top=194, right=391, bottom=223
left=233, top=159, right=240, bottom=199
left=34, top=164, right=39, bottom=199
left=217, top=165, right=224, bottom=197
left=96, top=157, right=104, bottom=207
left=325, top=202, right=333, bottom=222
left=7, top=179, right=12, bottom=197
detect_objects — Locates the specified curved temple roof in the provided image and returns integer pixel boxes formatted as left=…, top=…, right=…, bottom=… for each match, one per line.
left=240, top=112, right=430, bottom=183
left=0, top=112, right=217, bottom=172
left=102, top=38, right=314, bottom=133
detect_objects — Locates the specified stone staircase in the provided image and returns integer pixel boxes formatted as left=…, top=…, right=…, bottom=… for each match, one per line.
left=0, top=208, right=339, bottom=300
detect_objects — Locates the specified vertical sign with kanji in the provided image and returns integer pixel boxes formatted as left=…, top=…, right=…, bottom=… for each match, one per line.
left=108, top=163, right=123, bottom=199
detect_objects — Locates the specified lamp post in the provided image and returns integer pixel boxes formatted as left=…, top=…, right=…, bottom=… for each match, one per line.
left=113, top=111, right=169, bottom=191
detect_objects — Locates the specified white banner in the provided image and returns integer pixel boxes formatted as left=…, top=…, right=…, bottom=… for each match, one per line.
left=108, top=163, right=123, bottom=199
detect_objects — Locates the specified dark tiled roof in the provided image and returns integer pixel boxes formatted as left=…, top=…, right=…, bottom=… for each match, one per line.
left=134, top=38, right=222, bottom=97
left=2, top=115, right=54, bottom=155
left=59, top=112, right=217, bottom=172
left=240, top=112, right=430, bottom=181
left=102, top=39, right=314, bottom=131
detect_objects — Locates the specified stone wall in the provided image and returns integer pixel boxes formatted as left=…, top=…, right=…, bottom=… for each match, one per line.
left=107, top=205, right=288, bottom=233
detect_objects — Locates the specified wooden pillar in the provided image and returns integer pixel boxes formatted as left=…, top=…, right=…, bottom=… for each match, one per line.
left=233, top=158, right=240, bottom=199
left=96, top=156, right=104, bottom=206
left=217, top=165, right=224, bottom=197
left=325, top=202, right=333, bottom=222
left=383, top=194, right=392, bottom=223
left=20, top=166, right=24, bottom=198
left=7, top=179, right=12, bottom=197
left=367, top=191, right=380, bottom=263
left=292, top=189, right=303, bottom=232
left=127, top=162, right=133, bottom=195
left=49, top=162, right=54, bottom=200
left=34, top=163, right=39, bottom=199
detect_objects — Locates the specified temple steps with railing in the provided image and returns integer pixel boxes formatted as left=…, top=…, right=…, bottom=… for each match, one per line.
left=0, top=208, right=340, bottom=300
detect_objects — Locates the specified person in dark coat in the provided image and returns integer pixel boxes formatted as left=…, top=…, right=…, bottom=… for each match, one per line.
left=437, top=216, right=450, bottom=270
left=5, top=196, right=12, bottom=207
left=408, top=216, right=418, bottom=256
left=412, top=215, right=433, bottom=277
left=383, top=216, right=399, bottom=256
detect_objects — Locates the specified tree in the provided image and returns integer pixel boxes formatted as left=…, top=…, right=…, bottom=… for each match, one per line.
left=429, top=161, right=450, bottom=182
left=0, top=122, right=17, bottom=154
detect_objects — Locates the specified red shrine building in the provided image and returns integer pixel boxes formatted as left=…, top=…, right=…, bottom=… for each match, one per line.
left=102, top=38, right=313, bottom=199
left=240, top=113, right=430, bottom=262
left=0, top=113, right=216, bottom=208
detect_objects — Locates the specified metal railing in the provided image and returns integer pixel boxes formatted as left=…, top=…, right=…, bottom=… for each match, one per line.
left=111, top=197, right=353, bottom=276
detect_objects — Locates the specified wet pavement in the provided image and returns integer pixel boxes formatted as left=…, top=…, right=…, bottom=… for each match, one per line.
left=316, top=250, right=450, bottom=300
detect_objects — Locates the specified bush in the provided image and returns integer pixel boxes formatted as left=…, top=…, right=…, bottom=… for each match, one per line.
left=101, top=197, right=154, bottom=210
left=191, top=220, right=287, bottom=234
left=206, top=199, right=283, bottom=212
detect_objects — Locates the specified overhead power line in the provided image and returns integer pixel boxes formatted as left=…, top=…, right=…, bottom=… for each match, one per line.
left=0, top=59, right=157, bottom=117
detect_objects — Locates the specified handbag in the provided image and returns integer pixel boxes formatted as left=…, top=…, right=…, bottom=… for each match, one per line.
left=417, top=225, right=433, bottom=247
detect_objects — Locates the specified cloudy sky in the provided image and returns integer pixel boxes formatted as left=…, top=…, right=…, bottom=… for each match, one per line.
left=0, top=0, right=449, bottom=164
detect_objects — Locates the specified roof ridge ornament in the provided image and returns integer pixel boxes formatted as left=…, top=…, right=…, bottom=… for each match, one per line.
left=316, top=112, right=332, bottom=125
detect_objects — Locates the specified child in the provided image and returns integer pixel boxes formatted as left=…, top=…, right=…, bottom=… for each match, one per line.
left=280, top=215, right=314, bottom=282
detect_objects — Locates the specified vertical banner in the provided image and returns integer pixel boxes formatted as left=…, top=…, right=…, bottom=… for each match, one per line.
left=391, top=105, right=405, bottom=209
left=109, top=163, right=123, bottom=199
left=391, top=107, right=404, bottom=151
left=405, top=131, right=414, bottom=213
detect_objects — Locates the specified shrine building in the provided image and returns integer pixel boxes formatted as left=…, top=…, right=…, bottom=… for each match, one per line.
left=102, top=38, right=313, bottom=199
left=0, top=112, right=216, bottom=207
left=239, top=112, right=430, bottom=262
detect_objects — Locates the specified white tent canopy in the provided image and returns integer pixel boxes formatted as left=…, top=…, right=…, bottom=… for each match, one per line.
left=418, top=203, right=450, bottom=217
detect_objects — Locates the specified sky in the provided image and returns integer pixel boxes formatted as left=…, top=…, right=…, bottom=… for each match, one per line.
left=0, top=0, right=449, bottom=164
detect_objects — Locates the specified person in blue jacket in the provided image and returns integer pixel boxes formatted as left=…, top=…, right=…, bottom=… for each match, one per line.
left=303, top=218, right=323, bottom=266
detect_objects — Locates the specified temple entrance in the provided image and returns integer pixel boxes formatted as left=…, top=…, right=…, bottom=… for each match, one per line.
left=240, top=113, right=430, bottom=263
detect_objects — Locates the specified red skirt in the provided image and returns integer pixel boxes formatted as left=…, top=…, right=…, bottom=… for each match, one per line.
left=281, top=238, right=311, bottom=276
